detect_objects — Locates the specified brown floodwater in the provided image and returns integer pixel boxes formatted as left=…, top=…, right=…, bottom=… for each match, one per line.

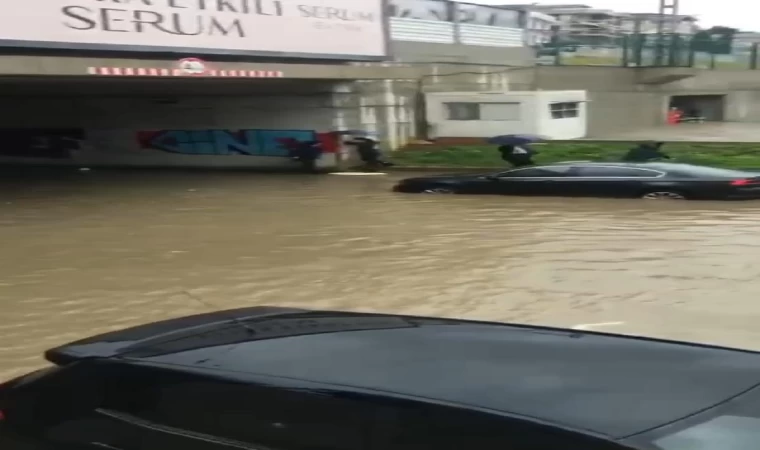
left=2, top=168, right=760, bottom=380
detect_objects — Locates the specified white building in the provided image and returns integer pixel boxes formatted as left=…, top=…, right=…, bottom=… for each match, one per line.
left=622, top=13, right=698, bottom=35
left=508, top=4, right=629, bottom=45
left=425, top=90, right=587, bottom=140
left=525, top=11, right=560, bottom=45
left=505, top=4, right=699, bottom=45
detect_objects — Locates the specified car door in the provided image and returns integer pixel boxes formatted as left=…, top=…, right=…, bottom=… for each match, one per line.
left=138, top=377, right=374, bottom=450
left=492, top=166, right=575, bottom=196
left=53, top=364, right=374, bottom=450
left=570, top=166, right=666, bottom=197
left=31, top=363, right=223, bottom=450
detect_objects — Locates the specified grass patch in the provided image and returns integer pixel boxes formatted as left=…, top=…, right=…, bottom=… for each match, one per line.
left=393, top=142, right=760, bottom=169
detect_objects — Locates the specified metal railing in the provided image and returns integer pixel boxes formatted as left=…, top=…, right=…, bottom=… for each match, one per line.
left=388, top=0, right=537, bottom=48
left=537, top=33, right=760, bottom=69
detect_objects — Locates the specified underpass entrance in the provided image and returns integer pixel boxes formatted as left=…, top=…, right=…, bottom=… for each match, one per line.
left=0, top=76, right=348, bottom=170
left=669, top=94, right=726, bottom=122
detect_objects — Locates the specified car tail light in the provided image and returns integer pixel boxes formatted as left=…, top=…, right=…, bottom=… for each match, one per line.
left=731, top=179, right=754, bottom=186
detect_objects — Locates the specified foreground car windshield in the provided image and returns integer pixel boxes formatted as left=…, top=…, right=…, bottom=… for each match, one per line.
left=639, top=386, right=760, bottom=450
left=653, top=416, right=760, bottom=450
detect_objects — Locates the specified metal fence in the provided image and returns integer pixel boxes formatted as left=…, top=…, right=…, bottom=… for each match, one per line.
left=537, top=33, right=760, bottom=69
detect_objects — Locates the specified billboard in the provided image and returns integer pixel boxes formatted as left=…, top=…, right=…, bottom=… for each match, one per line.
left=0, top=0, right=388, bottom=60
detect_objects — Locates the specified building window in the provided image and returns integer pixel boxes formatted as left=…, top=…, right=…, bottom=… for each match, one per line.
left=445, top=102, right=480, bottom=120
left=445, top=102, right=521, bottom=121
left=550, top=102, right=580, bottom=119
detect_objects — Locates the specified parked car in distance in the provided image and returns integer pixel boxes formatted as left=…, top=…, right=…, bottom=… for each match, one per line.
left=393, top=162, right=760, bottom=200
left=3, top=307, right=760, bottom=450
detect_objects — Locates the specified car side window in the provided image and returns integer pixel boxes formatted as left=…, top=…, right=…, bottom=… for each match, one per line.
left=498, top=166, right=572, bottom=178
left=100, top=366, right=370, bottom=450
left=576, top=167, right=663, bottom=177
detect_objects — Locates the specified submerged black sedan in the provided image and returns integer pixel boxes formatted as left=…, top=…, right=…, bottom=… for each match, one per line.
left=4, top=307, right=760, bottom=450
left=393, top=162, right=760, bottom=200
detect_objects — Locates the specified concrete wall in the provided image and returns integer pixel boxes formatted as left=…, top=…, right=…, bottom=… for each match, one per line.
left=585, top=92, right=668, bottom=135
left=424, top=90, right=587, bottom=139
left=512, top=67, right=666, bottom=135
left=501, top=67, right=667, bottom=136
left=659, top=70, right=760, bottom=92
left=524, top=67, right=760, bottom=134
left=725, top=91, right=760, bottom=122
left=0, top=82, right=347, bottom=169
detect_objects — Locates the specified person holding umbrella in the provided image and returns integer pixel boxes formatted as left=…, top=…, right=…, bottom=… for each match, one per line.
left=341, top=130, right=394, bottom=171
left=488, top=134, right=546, bottom=168
left=295, top=139, right=325, bottom=173
left=277, top=137, right=323, bottom=173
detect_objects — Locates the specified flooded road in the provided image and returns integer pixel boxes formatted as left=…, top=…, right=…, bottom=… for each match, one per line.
left=2, top=169, right=760, bottom=379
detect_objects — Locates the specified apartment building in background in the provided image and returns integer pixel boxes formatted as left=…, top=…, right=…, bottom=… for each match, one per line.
left=523, top=11, right=561, bottom=45
left=504, top=4, right=698, bottom=46
left=622, top=13, right=699, bottom=35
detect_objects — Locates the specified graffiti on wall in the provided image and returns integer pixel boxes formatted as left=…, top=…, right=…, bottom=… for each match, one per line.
left=136, top=129, right=339, bottom=157
left=0, top=128, right=84, bottom=159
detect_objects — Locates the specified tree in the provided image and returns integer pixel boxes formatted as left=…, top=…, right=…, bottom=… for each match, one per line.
left=691, top=26, right=737, bottom=54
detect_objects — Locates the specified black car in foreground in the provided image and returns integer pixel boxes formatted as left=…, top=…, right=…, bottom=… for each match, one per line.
left=3, top=307, right=760, bottom=450
left=393, top=162, right=760, bottom=199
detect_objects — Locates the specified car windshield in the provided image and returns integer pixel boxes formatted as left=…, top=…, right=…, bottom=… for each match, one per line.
left=639, top=385, right=760, bottom=450
left=653, top=415, right=760, bottom=450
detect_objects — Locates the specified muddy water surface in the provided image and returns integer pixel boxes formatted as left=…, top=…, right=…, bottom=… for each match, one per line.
left=2, top=169, right=760, bottom=379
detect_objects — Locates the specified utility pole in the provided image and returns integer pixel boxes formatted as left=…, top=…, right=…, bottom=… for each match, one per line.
left=654, top=0, right=679, bottom=65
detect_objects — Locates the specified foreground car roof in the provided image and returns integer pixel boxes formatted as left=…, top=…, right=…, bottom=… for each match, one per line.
left=86, top=309, right=760, bottom=439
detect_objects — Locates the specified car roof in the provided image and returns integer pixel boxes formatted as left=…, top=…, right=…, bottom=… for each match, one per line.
left=543, top=161, right=751, bottom=173
left=113, top=310, right=760, bottom=439
left=544, top=161, right=667, bottom=169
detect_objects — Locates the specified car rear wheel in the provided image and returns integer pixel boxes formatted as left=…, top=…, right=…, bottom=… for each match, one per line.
left=423, top=186, right=456, bottom=194
left=640, top=191, right=686, bottom=200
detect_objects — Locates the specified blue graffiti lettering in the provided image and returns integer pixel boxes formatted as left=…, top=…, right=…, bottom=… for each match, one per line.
left=142, top=129, right=317, bottom=157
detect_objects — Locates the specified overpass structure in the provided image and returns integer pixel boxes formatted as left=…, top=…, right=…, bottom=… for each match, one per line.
left=0, top=0, right=758, bottom=170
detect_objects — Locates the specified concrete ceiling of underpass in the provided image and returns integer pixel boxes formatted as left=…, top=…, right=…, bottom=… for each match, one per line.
left=0, top=77, right=339, bottom=96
